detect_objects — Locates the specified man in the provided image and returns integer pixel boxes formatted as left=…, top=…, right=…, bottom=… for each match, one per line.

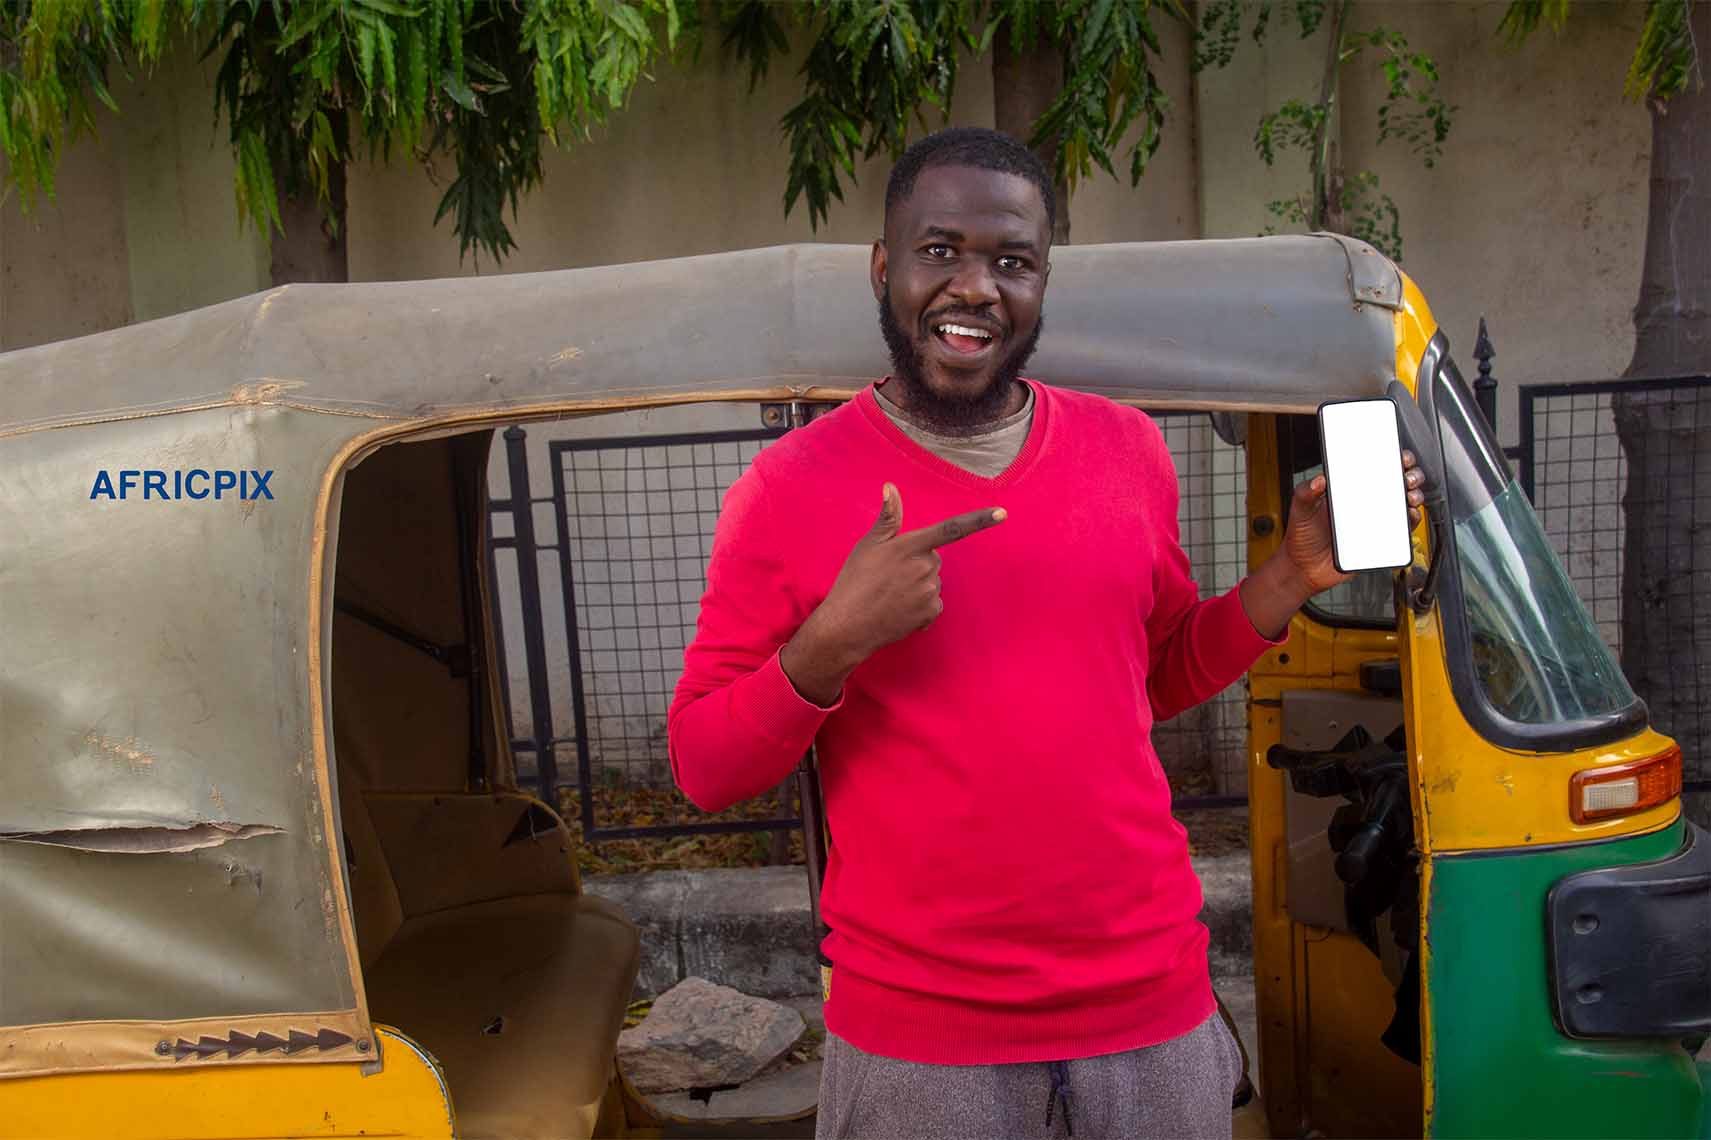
left=668, top=127, right=1424, bottom=1139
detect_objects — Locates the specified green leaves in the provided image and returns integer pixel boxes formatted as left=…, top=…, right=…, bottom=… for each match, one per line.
left=726, top=0, right=1184, bottom=231
left=1499, top=0, right=1699, bottom=102
left=1254, top=99, right=1323, bottom=167
left=728, top=1, right=974, bottom=231
left=1033, top=0, right=1177, bottom=192
left=1199, top=2, right=1451, bottom=261
left=1264, top=170, right=1401, bottom=259
left=1496, top=0, right=1570, bottom=44
left=1337, top=170, right=1401, bottom=258
left=1193, top=0, right=1243, bottom=70
left=0, top=0, right=158, bottom=209
left=1351, top=25, right=1452, bottom=167
left=1626, top=0, right=1696, bottom=101
left=2, top=0, right=681, bottom=266
left=718, top=1, right=791, bottom=92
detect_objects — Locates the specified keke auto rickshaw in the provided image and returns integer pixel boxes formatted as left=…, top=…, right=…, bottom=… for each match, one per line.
left=0, top=235, right=1705, bottom=1140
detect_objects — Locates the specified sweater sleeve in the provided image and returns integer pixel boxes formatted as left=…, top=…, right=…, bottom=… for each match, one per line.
left=667, top=463, right=841, bottom=812
left=1142, top=424, right=1286, bottom=724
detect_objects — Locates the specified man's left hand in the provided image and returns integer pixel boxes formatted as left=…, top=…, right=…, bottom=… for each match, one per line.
left=1283, top=449, right=1428, bottom=595
left=1239, top=449, right=1428, bottom=639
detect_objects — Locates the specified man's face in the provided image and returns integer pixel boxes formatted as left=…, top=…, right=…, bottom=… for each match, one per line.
left=871, top=164, right=1051, bottom=431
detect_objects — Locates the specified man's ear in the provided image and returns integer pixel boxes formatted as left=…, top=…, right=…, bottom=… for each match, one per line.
left=869, top=239, right=887, bottom=303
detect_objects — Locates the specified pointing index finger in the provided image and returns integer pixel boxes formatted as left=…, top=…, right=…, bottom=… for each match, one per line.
left=901, top=506, right=1008, bottom=550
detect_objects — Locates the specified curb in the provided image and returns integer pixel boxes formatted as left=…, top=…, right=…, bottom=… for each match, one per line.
left=585, top=854, right=1253, bottom=1000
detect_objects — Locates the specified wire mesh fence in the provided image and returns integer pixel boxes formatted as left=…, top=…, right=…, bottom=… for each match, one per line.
left=489, top=405, right=1256, bottom=842
left=1517, top=375, right=1711, bottom=805
left=552, top=430, right=796, bottom=837
left=1152, top=413, right=1251, bottom=800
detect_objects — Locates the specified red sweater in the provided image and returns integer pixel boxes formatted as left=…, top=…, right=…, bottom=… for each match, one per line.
left=668, top=379, right=1278, bottom=1064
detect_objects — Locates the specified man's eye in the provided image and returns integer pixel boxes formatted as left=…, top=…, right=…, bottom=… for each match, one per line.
left=924, top=244, right=953, bottom=258
left=997, top=256, right=1027, bottom=272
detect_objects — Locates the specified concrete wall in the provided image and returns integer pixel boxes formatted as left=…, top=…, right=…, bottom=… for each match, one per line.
left=346, top=20, right=1201, bottom=281
left=1195, top=1, right=1652, bottom=438
left=0, top=121, right=133, bottom=352
left=114, top=39, right=270, bottom=322
left=0, top=35, right=268, bottom=351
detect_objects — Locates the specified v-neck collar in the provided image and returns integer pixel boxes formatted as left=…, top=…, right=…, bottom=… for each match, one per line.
left=857, top=377, right=1052, bottom=491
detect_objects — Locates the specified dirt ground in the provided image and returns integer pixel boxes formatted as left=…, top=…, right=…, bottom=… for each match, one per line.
left=562, top=784, right=1251, bottom=874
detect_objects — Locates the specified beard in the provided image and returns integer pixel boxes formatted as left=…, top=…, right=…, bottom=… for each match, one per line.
left=877, top=288, right=1043, bottom=436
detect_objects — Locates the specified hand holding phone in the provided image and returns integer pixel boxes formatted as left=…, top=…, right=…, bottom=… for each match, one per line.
left=1317, top=397, right=1414, bottom=573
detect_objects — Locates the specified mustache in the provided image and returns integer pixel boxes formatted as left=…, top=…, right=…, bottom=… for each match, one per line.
left=922, top=308, right=1005, bottom=336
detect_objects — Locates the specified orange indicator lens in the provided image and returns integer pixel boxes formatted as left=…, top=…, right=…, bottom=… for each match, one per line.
left=1570, top=747, right=1683, bottom=824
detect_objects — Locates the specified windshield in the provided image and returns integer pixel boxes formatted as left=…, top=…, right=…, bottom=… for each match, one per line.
left=1432, top=356, right=1641, bottom=740
left=1453, top=485, right=1636, bottom=722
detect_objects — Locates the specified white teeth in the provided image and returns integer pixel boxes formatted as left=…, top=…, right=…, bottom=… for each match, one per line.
left=937, top=323, right=992, bottom=339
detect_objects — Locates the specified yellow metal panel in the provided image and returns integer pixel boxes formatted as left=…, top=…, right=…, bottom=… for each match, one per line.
left=1405, top=607, right=1680, bottom=850
left=1301, top=930, right=1423, bottom=1138
left=0, top=1026, right=454, bottom=1139
left=1390, top=271, right=1681, bottom=852
left=1246, top=414, right=1422, bottom=1137
left=1247, top=697, right=1305, bottom=1136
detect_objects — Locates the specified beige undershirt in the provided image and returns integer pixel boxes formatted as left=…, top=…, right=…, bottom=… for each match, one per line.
left=874, top=381, right=1035, bottom=479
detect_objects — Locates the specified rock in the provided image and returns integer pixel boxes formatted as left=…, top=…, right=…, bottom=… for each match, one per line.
left=617, top=976, right=806, bottom=1093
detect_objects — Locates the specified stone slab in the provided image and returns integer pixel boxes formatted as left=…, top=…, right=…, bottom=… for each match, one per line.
left=585, top=854, right=1255, bottom=999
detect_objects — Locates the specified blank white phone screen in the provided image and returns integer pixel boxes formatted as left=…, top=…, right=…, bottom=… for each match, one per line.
left=1318, top=398, right=1412, bottom=572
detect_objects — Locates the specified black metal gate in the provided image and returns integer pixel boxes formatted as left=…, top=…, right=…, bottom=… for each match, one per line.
left=490, top=420, right=805, bottom=843
left=489, top=404, right=1261, bottom=846
left=1510, top=373, right=1711, bottom=797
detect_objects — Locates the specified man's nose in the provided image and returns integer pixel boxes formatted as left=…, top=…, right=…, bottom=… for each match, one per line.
left=945, top=260, right=999, bottom=308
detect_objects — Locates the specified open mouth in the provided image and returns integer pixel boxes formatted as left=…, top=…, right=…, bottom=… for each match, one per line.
left=930, top=320, right=999, bottom=357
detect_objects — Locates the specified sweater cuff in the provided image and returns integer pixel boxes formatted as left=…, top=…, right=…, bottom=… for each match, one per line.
left=1224, top=579, right=1292, bottom=650
left=731, top=648, right=844, bottom=745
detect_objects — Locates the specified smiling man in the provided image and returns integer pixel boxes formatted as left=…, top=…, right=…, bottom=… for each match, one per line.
left=669, top=128, right=1423, bottom=1139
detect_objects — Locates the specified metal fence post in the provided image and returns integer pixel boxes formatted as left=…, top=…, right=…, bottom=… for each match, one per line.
left=502, top=426, right=561, bottom=804
left=1516, top=385, right=1537, bottom=502
left=1473, top=316, right=1498, bottom=432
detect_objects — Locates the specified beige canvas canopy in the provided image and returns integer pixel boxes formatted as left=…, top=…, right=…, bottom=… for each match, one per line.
left=0, top=234, right=1404, bottom=1079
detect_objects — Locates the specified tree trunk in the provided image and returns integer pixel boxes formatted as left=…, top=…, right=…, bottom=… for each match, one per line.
left=269, top=155, right=349, bottom=285
left=1309, top=0, right=1351, bottom=232
left=993, top=32, right=1071, bottom=244
left=1613, top=0, right=1711, bottom=828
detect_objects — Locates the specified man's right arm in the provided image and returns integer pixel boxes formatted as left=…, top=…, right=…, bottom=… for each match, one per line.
left=669, top=473, right=1006, bottom=812
left=667, top=466, right=837, bottom=813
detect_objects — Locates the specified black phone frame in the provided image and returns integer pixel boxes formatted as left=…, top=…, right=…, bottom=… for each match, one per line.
left=1316, top=396, right=1413, bottom=575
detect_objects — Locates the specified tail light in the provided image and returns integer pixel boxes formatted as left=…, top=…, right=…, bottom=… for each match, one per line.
left=1570, top=747, right=1683, bottom=824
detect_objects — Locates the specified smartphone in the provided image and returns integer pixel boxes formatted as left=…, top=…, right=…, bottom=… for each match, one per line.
left=1316, top=397, right=1413, bottom=573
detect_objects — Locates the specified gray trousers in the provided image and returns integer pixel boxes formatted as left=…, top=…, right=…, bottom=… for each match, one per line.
left=815, top=1011, right=1241, bottom=1140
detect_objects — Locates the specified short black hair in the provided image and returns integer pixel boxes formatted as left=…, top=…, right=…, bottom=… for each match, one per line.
left=884, top=127, right=1056, bottom=236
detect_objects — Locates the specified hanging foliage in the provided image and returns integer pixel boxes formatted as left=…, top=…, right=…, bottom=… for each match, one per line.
left=0, top=0, right=683, bottom=263
left=1196, top=0, right=1454, bottom=262
left=1499, top=0, right=1700, bottom=102
left=716, top=0, right=1184, bottom=231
